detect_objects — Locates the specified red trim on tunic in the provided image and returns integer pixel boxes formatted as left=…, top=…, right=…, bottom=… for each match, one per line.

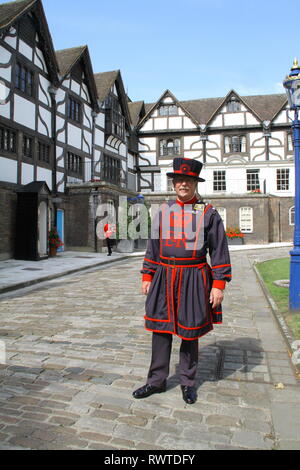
left=144, top=258, right=160, bottom=265
left=212, top=264, right=232, bottom=269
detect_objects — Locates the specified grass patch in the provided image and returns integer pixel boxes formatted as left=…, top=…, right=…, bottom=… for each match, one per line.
left=256, top=258, right=300, bottom=341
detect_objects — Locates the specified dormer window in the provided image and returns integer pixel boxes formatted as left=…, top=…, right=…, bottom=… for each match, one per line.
left=158, top=105, right=178, bottom=116
left=226, top=96, right=241, bottom=113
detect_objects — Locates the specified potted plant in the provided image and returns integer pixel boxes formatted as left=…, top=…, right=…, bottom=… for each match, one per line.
left=226, top=227, right=245, bottom=245
left=48, top=227, right=64, bottom=256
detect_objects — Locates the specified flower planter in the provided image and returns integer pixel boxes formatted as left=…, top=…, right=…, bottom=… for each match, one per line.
left=227, top=237, right=244, bottom=245
left=49, top=246, right=57, bottom=257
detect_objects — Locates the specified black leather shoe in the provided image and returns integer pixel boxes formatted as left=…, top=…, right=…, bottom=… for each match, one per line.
left=181, top=386, right=197, bottom=404
left=133, top=383, right=166, bottom=399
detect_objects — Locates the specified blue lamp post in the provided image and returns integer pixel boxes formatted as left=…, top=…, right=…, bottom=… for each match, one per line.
left=283, top=58, right=300, bottom=311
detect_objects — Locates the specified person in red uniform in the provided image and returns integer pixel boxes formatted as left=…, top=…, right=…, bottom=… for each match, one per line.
left=104, top=223, right=115, bottom=256
left=133, top=157, right=231, bottom=404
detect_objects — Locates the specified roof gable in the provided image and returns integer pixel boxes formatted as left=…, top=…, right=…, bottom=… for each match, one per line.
left=0, top=0, right=59, bottom=85
left=137, top=89, right=199, bottom=129
left=56, top=46, right=99, bottom=112
left=94, top=70, right=131, bottom=128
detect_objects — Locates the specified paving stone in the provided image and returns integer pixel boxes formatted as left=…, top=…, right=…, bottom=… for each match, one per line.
left=0, top=250, right=299, bottom=450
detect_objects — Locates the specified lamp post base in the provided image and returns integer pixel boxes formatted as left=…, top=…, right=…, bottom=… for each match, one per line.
left=289, top=247, right=300, bottom=312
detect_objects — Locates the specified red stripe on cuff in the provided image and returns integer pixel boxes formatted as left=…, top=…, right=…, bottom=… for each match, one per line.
left=142, top=274, right=153, bottom=282
left=212, top=280, right=226, bottom=290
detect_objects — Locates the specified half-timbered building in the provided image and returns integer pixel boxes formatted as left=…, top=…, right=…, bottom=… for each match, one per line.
left=0, top=0, right=296, bottom=259
left=134, top=89, right=295, bottom=244
left=0, top=0, right=137, bottom=259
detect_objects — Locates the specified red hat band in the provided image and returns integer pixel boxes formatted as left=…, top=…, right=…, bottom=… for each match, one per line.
left=174, top=164, right=199, bottom=178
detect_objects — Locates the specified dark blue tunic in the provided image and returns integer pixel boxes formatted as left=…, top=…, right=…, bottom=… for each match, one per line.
left=141, top=199, right=232, bottom=340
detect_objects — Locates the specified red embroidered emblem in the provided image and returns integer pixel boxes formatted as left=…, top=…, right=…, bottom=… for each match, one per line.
left=180, top=164, right=191, bottom=174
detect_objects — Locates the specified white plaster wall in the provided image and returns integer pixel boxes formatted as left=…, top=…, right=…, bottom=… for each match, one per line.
left=38, top=76, right=51, bottom=106
left=18, top=39, right=32, bottom=61
left=0, top=101, right=11, bottom=119
left=71, top=79, right=81, bottom=96
left=56, top=89, right=66, bottom=114
left=96, top=112, right=105, bottom=128
left=95, top=128, right=104, bottom=147
left=224, top=113, right=245, bottom=126
left=139, top=152, right=156, bottom=165
left=184, top=136, right=201, bottom=150
left=141, top=120, right=153, bottom=131
left=154, top=118, right=168, bottom=130
left=207, top=135, right=221, bottom=148
left=34, top=47, right=47, bottom=73
left=119, top=143, right=126, bottom=158
left=246, top=113, right=260, bottom=125
left=273, top=109, right=288, bottom=125
left=183, top=117, right=196, bottom=129
left=250, top=133, right=264, bottom=146
left=14, top=95, right=36, bottom=129
left=68, top=123, right=82, bottom=149
left=37, top=166, right=52, bottom=190
left=38, top=106, right=52, bottom=136
left=139, top=137, right=156, bottom=151
left=83, top=104, right=92, bottom=129
left=210, top=115, right=223, bottom=127
left=21, top=162, right=34, bottom=185
left=81, top=83, right=90, bottom=103
left=0, top=156, right=17, bottom=183
left=4, top=29, right=17, bottom=49
left=0, top=46, right=12, bottom=80
left=56, top=117, right=66, bottom=143
left=163, top=97, right=173, bottom=104
left=168, top=116, right=182, bottom=129
left=82, top=130, right=92, bottom=154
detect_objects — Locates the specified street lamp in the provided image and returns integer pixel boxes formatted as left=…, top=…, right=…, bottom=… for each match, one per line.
left=283, top=58, right=300, bottom=311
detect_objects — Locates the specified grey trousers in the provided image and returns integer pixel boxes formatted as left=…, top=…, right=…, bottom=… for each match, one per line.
left=147, top=332, right=199, bottom=387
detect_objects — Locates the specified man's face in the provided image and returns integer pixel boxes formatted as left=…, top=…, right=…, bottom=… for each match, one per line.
left=172, top=176, right=198, bottom=201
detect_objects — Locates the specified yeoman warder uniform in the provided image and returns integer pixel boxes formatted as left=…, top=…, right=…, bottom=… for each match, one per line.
left=133, top=158, right=232, bottom=404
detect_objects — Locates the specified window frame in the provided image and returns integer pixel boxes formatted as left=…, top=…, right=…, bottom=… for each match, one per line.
left=159, top=138, right=181, bottom=157
left=247, top=169, right=260, bottom=191
left=15, top=62, right=34, bottom=98
left=276, top=168, right=290, bottom=191
left=213, top=170, right=226, bottom=192
left=224, top=134, right=247, bottom=154
left=0, top=125, right=17, bottom=154
left=67, top=95, right=82, bottom=124
left=226, top=97, right=241, bottom=113
left=67, top=151, right=83, bottom=176
left=158, top=105, right=179, bottom=117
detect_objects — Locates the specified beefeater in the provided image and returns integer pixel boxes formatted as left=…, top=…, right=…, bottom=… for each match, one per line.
left=133, top=157, right=232, bottom=404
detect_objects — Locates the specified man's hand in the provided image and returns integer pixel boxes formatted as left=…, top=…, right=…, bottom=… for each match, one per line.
left=209, top=287, right=224, bottom=309
left=142, top=281, right=152, bottom=295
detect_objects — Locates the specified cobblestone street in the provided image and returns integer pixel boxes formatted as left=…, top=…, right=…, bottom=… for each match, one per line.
left=0, top=248, right=299, bottom=450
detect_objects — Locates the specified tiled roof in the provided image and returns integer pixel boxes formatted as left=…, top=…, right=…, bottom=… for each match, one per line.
left=142, top=92, right=287, bottom=127
left=128, top=101, right=145, bottom=127
left=94, top=70, right=120, bottom=103
left=0, top=0, right=35, bottom=30
left=242, top=93, right=287, bottom=122
left=56, top=46, right=87, bottom=77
